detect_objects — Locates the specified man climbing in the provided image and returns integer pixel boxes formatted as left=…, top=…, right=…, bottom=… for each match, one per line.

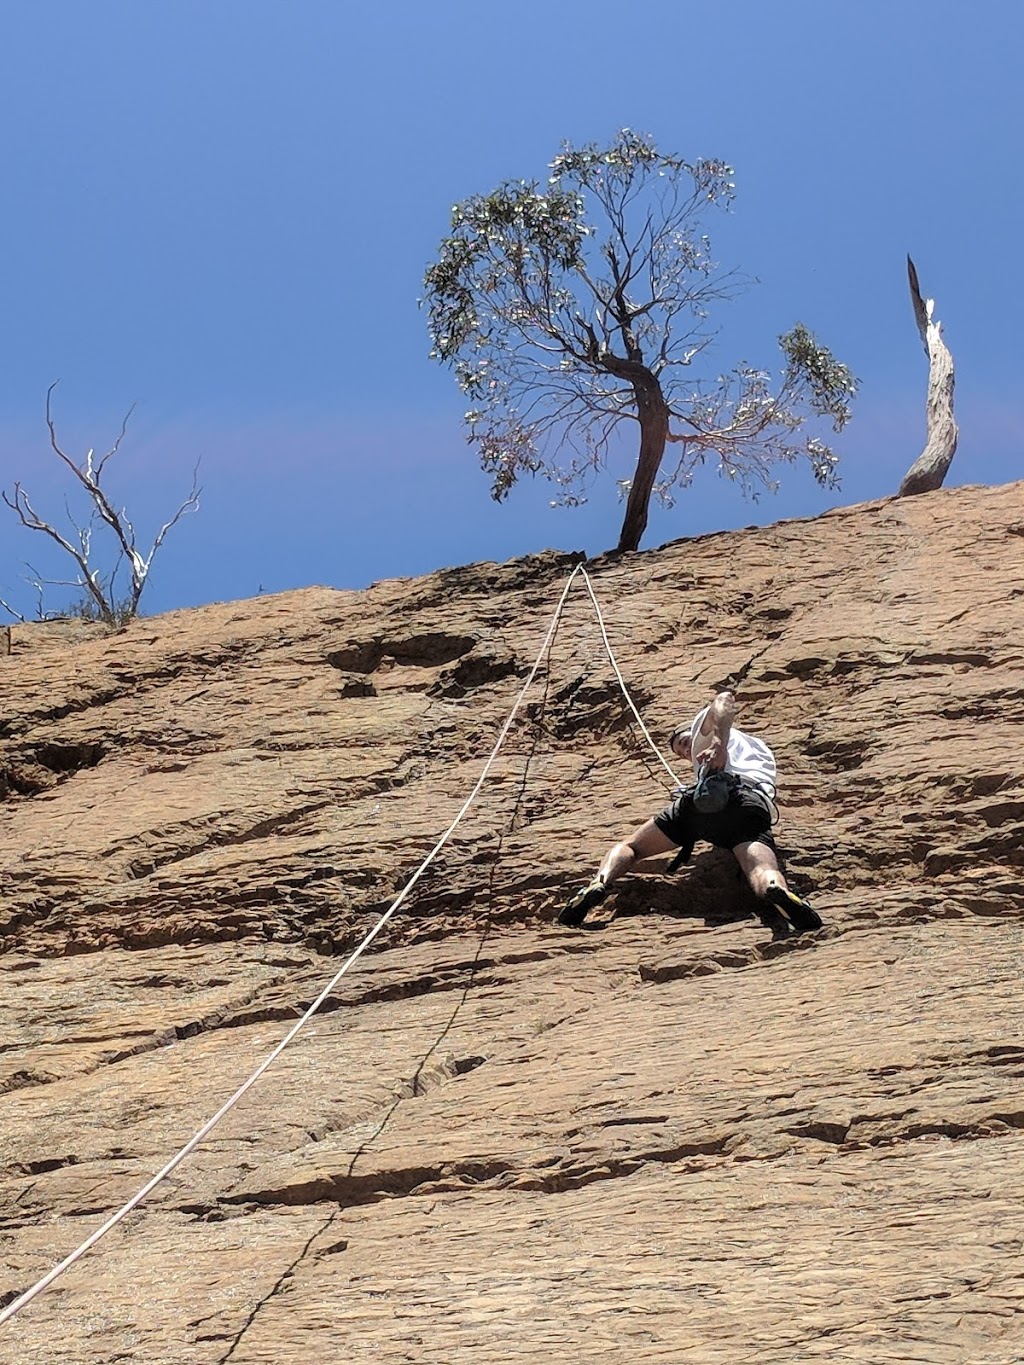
left=558, top=689, right=822, bottom=934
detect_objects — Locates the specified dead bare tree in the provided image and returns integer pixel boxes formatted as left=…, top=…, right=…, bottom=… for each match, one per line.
left=898, top=256, right=958, bottom=496
left=0, top=595, right=27, bottom=623
left=1, top=382, right=200, bottom=625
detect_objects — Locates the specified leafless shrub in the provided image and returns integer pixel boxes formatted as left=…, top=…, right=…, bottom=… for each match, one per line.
left=2, top=382, right=200, bottom=626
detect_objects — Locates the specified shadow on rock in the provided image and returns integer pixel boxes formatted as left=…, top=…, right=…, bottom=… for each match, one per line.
left=607, top=847, right=796, bottom=941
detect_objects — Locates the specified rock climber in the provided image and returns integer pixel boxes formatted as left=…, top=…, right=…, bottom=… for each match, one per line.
left=558, top=689, right=822, bottom=934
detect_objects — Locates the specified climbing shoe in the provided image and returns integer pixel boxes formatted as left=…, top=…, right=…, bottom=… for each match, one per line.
left=764, top=884, right=823, bottom=934
left=558, top=878, right=608, bottom=928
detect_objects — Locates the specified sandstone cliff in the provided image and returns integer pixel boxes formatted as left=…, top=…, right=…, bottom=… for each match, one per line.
left=2, top=482, right=1023, bottom=1363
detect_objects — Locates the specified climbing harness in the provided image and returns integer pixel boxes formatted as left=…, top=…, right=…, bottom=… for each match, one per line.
left=0, top=563, right=682, bottom=1327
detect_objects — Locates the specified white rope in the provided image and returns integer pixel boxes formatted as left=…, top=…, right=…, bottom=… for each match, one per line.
left=580, top=566, right=781, bottom=820
left=0, top=564, right=587, bottom=1328
left=576, top=566, right=684, bottom=789
left=2, top=560, right=687, bottom=1328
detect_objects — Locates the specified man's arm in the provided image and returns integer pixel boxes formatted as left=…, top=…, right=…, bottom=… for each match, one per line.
left=697, top=690, right=736, bottom=770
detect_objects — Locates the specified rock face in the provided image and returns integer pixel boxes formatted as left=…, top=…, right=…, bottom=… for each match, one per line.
left=1, top=482, right=1023, bottom=1363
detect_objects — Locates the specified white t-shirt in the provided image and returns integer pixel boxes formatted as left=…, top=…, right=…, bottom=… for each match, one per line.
left=690, top=707, right=777, bottom=797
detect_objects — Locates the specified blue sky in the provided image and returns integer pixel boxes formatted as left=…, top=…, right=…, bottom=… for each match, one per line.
left=0, top=0, right=1020, bottom=616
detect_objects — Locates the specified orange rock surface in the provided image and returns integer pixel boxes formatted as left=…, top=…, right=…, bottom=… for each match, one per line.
left=2, top=483, right=1023, bottom=1362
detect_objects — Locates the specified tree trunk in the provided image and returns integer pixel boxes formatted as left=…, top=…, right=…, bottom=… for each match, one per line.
left=899, top=256, right=958, bottom=497
left=617, top=379, right=670, bottom=552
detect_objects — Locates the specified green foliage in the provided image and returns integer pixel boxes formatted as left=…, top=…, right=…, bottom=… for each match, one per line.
left=423, top=129, right=857, bottom=545
left=780, top=323, right=857, bottom=431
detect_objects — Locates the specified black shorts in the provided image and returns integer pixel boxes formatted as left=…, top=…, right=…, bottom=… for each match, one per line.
left=653, top=782, right=776, bottom=853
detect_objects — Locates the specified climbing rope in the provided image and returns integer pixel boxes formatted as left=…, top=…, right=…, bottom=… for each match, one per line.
left=0, top=560, right=679, bottom=1328
left=576, top=567, right=683, bottom=789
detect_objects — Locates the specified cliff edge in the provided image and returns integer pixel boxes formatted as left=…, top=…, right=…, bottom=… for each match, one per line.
left=2, top=482, right=1023, bottom=1363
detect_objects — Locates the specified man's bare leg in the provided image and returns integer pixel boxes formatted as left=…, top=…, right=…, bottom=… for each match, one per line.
left=731, top=839, right=787, bottom=898
left=732, top=839, right=822, bottom=932
left=599, top=819, right=678, bottom=887
left=559, top=820, right=678, bottom=927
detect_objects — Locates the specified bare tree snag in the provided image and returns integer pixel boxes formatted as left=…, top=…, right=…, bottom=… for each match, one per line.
left=1, top=383, right=200, bottom=625
left=898, top=256, right=958, bottom=496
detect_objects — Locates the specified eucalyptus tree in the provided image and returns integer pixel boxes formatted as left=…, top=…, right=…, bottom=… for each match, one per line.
left=424, top=130, right=857, bottom=551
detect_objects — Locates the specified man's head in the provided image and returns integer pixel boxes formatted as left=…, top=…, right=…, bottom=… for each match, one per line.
left=669, top=723, right=692, bottom=762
